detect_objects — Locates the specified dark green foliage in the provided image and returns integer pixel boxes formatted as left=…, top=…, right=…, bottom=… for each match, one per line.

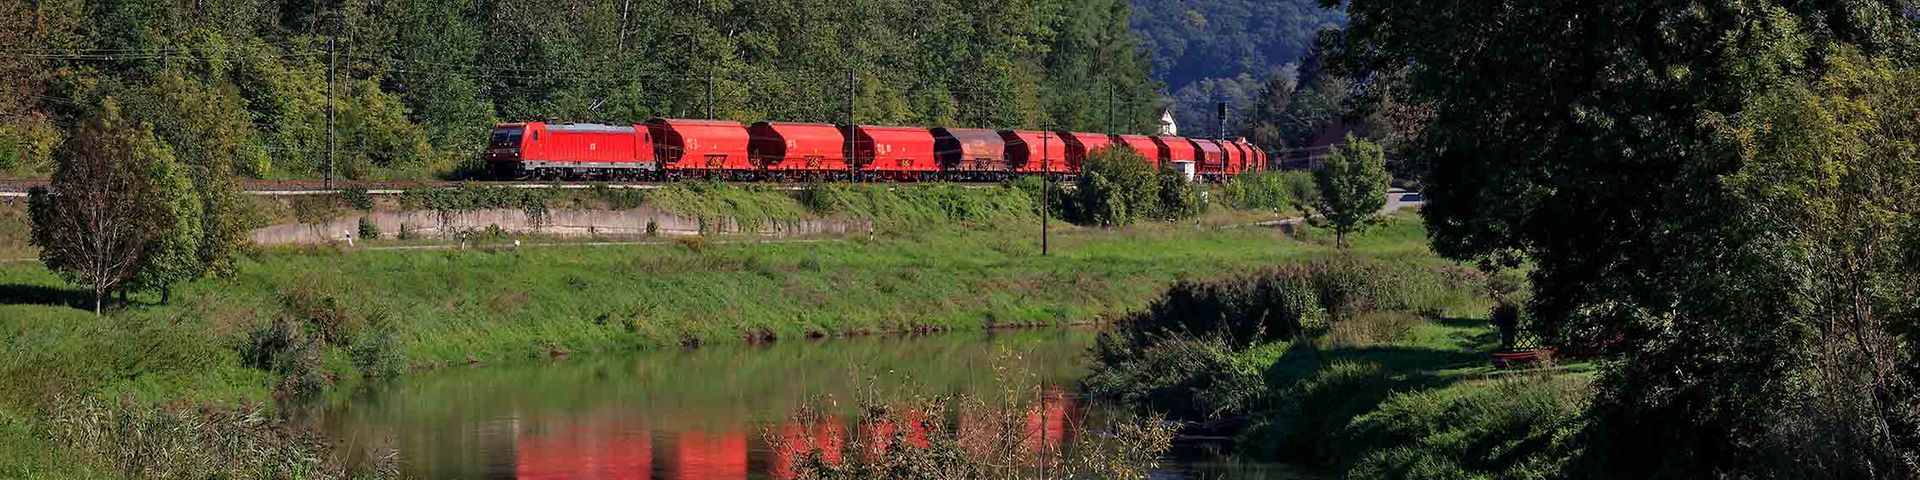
left=1128, top=0, right=1345, bottom=94
left=29, top=99, right=205, bottom=313
left=1058, top=147, right=1203, bottom=226
left=356, top=217, right=380, bottom=240
left=1338, top=0, right=1920, bottom=476
left=1310, top=135, right=1388, bottom=248
left=241, top=318, right=329, bottom=397
left=341, top=186, right=375, bottom=211
left=1086, top=256, right=1468, bottom=419
left=10, top=0, right=1164, bottom=180
left=1066, top=147, right=1158, bottom=226
left=349, top=322, right=403, bottom=379
left=1153, top=164, right=1203, bottom=220
left=1340, top=374, right=1586, bottom=479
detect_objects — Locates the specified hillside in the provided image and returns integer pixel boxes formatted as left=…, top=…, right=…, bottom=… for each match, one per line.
left=1127, top=0, right=1346, bottom=134
left=0, top=0, right=1160, bottom=180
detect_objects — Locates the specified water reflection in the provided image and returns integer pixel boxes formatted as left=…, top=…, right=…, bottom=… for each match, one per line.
left=315, top=328, right=1314, bottom=479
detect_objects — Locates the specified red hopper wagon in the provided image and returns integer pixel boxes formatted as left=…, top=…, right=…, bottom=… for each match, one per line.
left=844, top=125, right=939, bottom=180
left=1153, top=136, right=1197, bottom=167
left=1057, top=132, right=1113, bottom=173
left=646, top=118, right=752, bottom=178
left=1190, top=138, right=1227, bottom=180
left=1111, top=134, right=1164, bottom=169
left=933, top=128, right=1008, bottom=180
left=1000, top=130, right=1070, bottom=175
left=748, top=122, right=851, bottom=178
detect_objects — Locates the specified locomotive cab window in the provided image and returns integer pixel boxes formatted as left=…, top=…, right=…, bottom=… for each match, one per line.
left=489, top=128, right=523, bottom=148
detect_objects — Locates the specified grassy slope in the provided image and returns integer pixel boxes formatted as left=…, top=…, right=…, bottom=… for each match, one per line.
left=0, top=218, right=1376, bottom=408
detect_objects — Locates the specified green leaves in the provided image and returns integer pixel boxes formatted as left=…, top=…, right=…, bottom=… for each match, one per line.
left=1310, top=135, right=1388, bottom=248
left=1337, top=0, right=1920, bottom=476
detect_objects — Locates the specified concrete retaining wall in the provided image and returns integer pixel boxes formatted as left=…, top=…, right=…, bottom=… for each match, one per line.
left=250, top=207, right=870, bottom=246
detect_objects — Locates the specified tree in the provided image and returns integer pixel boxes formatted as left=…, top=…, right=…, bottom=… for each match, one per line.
left=1069, top=147, right=1157, bottom=227
left=1309, top=134, right=1386, bottom=248
left=1335, top=0, right=1920, bottom=476
left=1716, top=52, right=1920, bottom=477
left=27, top=99, right=195, bottom=314
left=127, top=151, right=203, bottom=305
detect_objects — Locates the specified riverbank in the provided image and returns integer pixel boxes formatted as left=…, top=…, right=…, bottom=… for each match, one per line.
left=0, top=220, right=1397, bottom=477
left=1083, top=248, right=1593, bottom=478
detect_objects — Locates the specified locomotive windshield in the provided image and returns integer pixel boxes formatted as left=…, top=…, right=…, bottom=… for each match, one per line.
left=489, top=127, right=524, bottom=149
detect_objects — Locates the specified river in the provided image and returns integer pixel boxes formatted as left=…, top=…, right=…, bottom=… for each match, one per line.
left=312, top=328, right=1317, bottom=479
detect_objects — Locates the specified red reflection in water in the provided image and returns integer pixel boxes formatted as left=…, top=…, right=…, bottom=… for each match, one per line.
left=515, top=422, right=651, bottom=479
left=1024, top=388, right=1073, bottom=454
left=769, top=419, right=847, bottom=479
left=857, top=409, right=931, bottom=461
left=507, top=396, right=1080, bottom=479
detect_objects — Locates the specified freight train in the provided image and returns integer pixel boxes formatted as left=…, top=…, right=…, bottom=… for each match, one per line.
left=483, top=120, right=1266, bottom=182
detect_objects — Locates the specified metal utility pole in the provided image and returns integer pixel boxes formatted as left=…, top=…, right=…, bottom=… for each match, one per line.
left=847, top=68, right=857, bottom=176
left=326, top=36, right=337, bottom=190
left=1107, top=82, right=1115, bottom=134
left=1041, top=128, right=1051, bottom=257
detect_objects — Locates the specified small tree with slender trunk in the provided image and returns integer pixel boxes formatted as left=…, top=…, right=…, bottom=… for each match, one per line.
left=1310, top=134, right=1390, bottom=248
left=27, top=99, right=187, bottom=314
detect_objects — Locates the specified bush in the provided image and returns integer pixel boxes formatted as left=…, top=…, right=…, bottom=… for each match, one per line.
left=349, top=322, right=403, bottom=378
left=1065, top=147, right=1158, bottom=227
left=240, top=318, right=329, bottom=396
left=1341, top=374, right=1587, bottom=479
left=357, top=216, right=380, bottom=240
left=341, top=186, right=374, bottom=211
left=1087, top=255, right=1489, bottom=421
left=1154, top=165, right=1205, bottom=220
left=45, top=398, right=389, bottom=479
left=1083, top=336, right=1270, bottom=419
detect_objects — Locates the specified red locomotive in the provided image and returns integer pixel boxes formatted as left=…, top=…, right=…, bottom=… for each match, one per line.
left=485, top=119, right=1268, bottom=182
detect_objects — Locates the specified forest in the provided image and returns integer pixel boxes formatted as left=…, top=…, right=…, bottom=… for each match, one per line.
left=0, top=0, right=1163, bottom=180
left=1127, top=0, right=1345, bottom=139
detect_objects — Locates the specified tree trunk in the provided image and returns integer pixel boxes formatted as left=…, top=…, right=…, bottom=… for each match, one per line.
left=93, top=289, right=103, bottom=316
left=162, top=285, right=171, bottom=305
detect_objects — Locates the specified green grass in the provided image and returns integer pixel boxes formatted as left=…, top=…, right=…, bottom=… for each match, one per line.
left=0, top=178, right=1437, bottom=477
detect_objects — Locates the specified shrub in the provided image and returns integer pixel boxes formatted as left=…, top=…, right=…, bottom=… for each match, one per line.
left=357, top=216, right=380, bottom=240
left=1065, top=147, right=1158, bottom=227
left=645, top=219, right=659, bottom=237
left=341, top=186, right=374, bottom=211
left=396, top=223, right=418, bottom=240
left=276, top=283, right=361, bottom=347
left=240, top=318, right=330, bottom=396
left=1154, top=165, right=1205, bottom=221
left=1083, top=336, right=1268, bottom=419
left=1341, top=374, right=1587, bottom=479
left=1222, top=171, right=1294, bottom=211
left=676, top=235, right=707, bottom=253
left=45, top=398, right=391, bottom=479
left=349, top=321, right=403, bottom=379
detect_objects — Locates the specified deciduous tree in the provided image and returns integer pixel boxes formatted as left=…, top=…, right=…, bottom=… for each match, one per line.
left=1310, top=135, right=1386, bottom=248
left=27, top=100, right=191, bottom=314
